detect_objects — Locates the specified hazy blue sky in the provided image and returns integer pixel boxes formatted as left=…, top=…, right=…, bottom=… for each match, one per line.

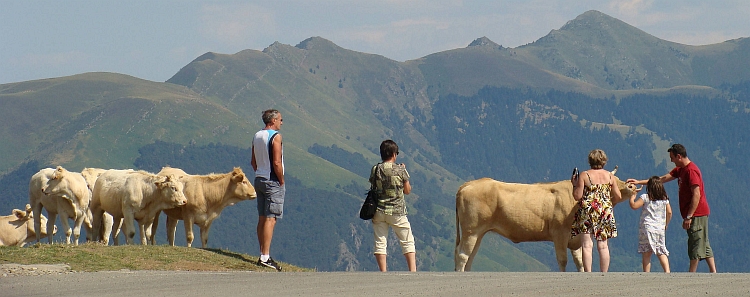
left=2, top=1, right=749, bottom=84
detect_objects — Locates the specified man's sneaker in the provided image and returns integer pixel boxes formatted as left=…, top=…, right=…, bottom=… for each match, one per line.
left=257, top=257, right=282, bottom=271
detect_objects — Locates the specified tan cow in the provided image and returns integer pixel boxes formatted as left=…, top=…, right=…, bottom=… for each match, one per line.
left=29, top=166, right=90, bottom=245
left=80, top=168, right=117, bottom=242
left=90, top=170, right=186, bottom=245
left=0, top=204, right=55, bottom=247
left=150, top=167, right=256, bottom=247
left=454, top=168, right=636, bottom=272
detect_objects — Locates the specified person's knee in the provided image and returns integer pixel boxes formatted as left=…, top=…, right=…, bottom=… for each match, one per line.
left=581, top=238, right=594, bottom=249
left=597, top=240, right=609, bottom=251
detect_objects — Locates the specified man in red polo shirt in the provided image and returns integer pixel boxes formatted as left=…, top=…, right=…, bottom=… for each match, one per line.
left=628, top=144, right=716, bottom=273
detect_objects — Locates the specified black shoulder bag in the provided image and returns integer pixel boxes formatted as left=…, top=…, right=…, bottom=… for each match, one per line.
left=359, top=165, right=378, bottom=220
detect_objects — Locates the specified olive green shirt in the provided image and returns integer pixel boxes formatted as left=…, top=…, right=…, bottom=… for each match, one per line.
left=369, top=162, right=410, bottom=216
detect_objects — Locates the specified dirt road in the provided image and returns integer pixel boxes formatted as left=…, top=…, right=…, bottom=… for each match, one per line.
left=2, top=270, right=748, bottom=296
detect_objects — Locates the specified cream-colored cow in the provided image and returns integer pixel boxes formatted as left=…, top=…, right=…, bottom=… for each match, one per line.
left=90, top=170, right=186, bottom=245
left=29, top=166, right=91, bottom=245
left=80, top=168, right=117, bottom=242
left=150, top=167, right=256, bottom=247
left=454, top=168, right=636, bottom=272
left=0, top=204, right=55, bottom=247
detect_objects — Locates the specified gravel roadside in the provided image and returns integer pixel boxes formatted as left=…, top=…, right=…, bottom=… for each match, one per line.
left=0, top=264, right=73, bottom=277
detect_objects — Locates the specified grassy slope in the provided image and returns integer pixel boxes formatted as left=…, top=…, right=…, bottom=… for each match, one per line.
left=0, top=243, right=309, bottom=272
left=0, top=72, right=255, bottom=173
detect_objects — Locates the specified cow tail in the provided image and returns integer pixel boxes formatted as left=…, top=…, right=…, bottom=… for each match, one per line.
left=454, top=194, right=461, bottom=262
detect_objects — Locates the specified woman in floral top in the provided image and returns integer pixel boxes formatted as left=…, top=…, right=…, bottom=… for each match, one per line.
left=571, top=149, right=623, bottom=272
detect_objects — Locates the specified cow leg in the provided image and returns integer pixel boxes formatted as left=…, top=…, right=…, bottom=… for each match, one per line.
left=108, top=216, right=122, bottom=246
left=122, top=212, right=136, bottom=245
left=570, top=246, right=584, bottom=272
left=91, top=208, right=103, bottom=242
left=552, top=238, right=569, bottom=272
left=138, top=221, right=146, bottom=245
left=83, top=209, right=94, bottom=242
left=166, top=217, right=179, bottom=246
left=46, top=211, right=58, bottom=244
left=72, top=212, right=85, bottom=245
left=455, top=231, right=483, bottom=272
left=31, top=202, right=44, bottom=243
left=150, top=211, right=161, bottom=245
left=183, top=217, right=195, bottom=247
left=140, top=217, right=156, bottom=245
left=199, top=222, right=212, bottom=248
left=465, top=233, right=486, bottom=271
left=58, top=212, right=73, bottom=244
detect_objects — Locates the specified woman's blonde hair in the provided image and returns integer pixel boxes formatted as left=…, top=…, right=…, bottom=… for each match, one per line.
left=588, top=149, right=608, bottom=169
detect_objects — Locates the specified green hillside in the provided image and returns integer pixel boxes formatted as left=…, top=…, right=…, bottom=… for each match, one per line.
left=1, top=10, right=750, bottom=272
left=0, top=72, right=254, bottom=173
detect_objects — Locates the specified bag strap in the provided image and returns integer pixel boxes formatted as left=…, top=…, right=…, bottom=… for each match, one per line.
left=369, top=164, right=378, bottom=190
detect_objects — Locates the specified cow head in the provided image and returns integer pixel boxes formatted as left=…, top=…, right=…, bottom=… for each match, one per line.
left=14, top=204, right=56, bottom=239
left=44, top=166, right=91, bottom=209
left=156, top=174, right=187, bottom=207
left=228, top=167, right=257, bottom=203
left=611, top=166, right=638, bottom=205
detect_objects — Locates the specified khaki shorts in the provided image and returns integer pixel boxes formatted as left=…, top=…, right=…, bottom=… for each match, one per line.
left=372, top=212, right=416, bottom=255
left=687, top=216, right=713, bottom=260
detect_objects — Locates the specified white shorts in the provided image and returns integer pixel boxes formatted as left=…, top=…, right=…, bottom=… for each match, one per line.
left=372, top=211, right=416, bottom=255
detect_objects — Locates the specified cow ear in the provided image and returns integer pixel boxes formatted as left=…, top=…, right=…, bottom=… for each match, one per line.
left=13, top=209, right=26, bottom=219
left=234, top=173, right=245, bottom=182
left=53, top=166, right=65, bottom=179
left=154, top=176, right=165, bottom=187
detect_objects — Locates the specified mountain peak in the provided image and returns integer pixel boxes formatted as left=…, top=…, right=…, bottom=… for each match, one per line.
left=468, top=37, right=501, bottom=48
left=560, top=10, right=624, bottom=31
left=295, top=36, right=341, bottom=51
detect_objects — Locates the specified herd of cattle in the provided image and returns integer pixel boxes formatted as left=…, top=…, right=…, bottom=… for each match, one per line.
left=2, top=164, right=636, bottom=273
left=0, top=166, right=256, bottom=248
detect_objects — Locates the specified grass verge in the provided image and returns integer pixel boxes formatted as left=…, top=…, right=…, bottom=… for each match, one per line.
left=0, top=242, right=310, bottom=272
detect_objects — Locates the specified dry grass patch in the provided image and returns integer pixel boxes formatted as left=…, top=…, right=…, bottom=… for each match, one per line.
left=0, top=242, right=310, bottom=272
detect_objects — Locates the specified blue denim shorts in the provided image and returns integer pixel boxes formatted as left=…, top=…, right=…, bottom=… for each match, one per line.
left=255, top=177, right=285, bottom=219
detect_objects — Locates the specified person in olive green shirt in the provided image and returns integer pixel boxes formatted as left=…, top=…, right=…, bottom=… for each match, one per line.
left=369, top=140, right=415, bottom=272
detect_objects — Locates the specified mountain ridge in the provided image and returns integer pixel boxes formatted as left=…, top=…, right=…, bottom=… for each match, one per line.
left=1, top=10, right=749, bottom=272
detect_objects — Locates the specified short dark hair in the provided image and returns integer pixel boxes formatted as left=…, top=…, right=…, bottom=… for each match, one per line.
left=262, top=109, right=280, bottom=125
left=379, top=140, right=399, bottom=161
left=667, top=143, right=687, bottom=157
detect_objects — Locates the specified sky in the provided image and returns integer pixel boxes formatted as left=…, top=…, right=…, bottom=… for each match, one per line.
left=2, top=0, right=749, bottom=85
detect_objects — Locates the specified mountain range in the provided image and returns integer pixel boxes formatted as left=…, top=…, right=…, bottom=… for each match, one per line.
left=1, top=10, right=748, bottom=272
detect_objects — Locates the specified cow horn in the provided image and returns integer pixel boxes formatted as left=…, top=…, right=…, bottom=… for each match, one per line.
left=611, top=165, right=618, bottom=175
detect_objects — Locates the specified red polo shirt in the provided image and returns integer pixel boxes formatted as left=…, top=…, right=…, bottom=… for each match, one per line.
left=669, top=162, right=710, bottom=218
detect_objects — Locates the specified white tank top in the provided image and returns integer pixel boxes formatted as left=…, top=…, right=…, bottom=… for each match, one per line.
left=253, top=129, right=283, bottom=180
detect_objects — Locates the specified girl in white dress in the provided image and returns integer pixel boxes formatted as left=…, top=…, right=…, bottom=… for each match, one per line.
left=629, top=176, right=673, bottom=273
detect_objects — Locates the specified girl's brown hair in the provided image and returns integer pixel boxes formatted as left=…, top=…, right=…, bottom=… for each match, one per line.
left=647, top=176, right=669, bottom=201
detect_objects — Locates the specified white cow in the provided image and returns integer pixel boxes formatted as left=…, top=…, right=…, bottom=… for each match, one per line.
left=151, top=167, right=256, bottom=247
left=80, top=168, right=117, bottom=242
left=29, top=166, right=90, bottom=245
left=454, top=168, right=636, bottom=272
left=0, top=204, right=56, bottom=247
left=90, top=170, right=186, bottom=245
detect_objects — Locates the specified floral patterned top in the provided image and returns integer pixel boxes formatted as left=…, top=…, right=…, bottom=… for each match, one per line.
left=571, top=172, right=618, bottom=240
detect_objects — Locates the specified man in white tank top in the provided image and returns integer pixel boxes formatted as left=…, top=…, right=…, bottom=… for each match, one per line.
left=251, top=109, right=285, bottom=271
